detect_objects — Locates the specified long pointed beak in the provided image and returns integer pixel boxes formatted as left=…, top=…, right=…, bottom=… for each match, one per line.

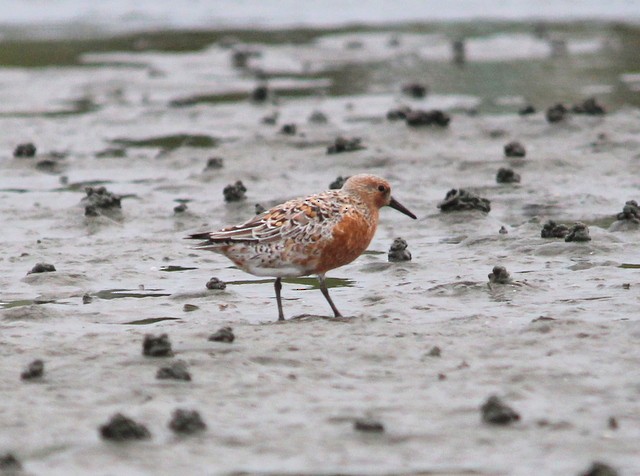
left=388, top=196, right=417, bottom=219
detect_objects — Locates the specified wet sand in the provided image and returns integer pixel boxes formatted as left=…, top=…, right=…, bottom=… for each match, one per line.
left=1, top=21, right=640, bottom=476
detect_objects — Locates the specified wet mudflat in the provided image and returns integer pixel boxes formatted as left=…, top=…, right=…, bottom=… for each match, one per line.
left=1, top=19, right=640, bottom=476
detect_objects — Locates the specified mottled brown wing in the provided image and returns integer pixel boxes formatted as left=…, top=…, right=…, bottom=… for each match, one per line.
left=187, top=191, right=346, bottom=246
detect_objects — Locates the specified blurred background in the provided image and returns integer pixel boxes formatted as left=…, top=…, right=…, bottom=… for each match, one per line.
left=1, top=0, right=639, bottom=113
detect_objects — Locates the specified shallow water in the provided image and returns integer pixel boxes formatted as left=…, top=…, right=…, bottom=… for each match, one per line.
left=1, top=15, right=640, bottom=476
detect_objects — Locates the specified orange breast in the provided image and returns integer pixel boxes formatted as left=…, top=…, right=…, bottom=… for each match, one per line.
left=315, top=211, right=378, bottom=274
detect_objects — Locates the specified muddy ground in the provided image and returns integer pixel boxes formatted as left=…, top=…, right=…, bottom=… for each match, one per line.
left=1, top=21, right=640, bottom=475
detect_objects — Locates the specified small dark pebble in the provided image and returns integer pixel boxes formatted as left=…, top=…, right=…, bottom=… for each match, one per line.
left=230, top=50, right=247, bottom=68
left=35, top=159, right=62, bottom=173
left=95, top=147, right=126, bottom=158
left=428, top=346, right=441, bottom=357
left=13, top=142, right=37, bottom=158
left=223, top=180, right=247, bottom=202
left=173, top=203, right=188, bottom=214
left=541, top=220, right=570, bottom=238
left=261, top=112, right=279, bottom=125
left=169, top=409, right=207, bottom=435
left=452, top=38, right=466, bottom=64
left=345, top=40, right=363, bottom=50
left=326, top=136, right=365, bottom=154
left=251, top=85, right=268, bottom=102
left=438, top=189, right=491, bottom=213
left=401, top=82, right=428, bottom=98
left=504, top=141, right=526, bottom=158
left=565, top=222, right=591, bottom=242
left=255, top=203, right=266, bottom=214
left=387, top=237, right=412, bottom=262
left=308, top=110, right=328, bottom=124
left=387, top=35, right=401, bottom=48
left=496, top=168, right=521, bottom=184
left=608, top=416, right=618, bottom=430
left=572, top=97, right=605, bottom=115
left=405, top=109, right=450, bottom=127
left=100, top=413, right=151, bottom=441
left=532, top=316, right=555, bottom=323
left=82, top=293, right=93, bottom=304
left=204, top=156, right=224, bottom=170
left=616, top=200, right=640, bottom=222
left=518, top=105, right=536, bottom=115
left=20, top=359, right=44, bottom=380
left=142, top=333, right=174, bottom=357
left=209, top=326, right=235, bottom=343
left=481, top=395, right=520, bottom=425
left=0, top=453, right=22, bottom=471
left=279, top=123, right=296, bottom=135
left=183, top=304, right=199, bottom=312
left=354, top=418, right=385, bottom=433
left=499, top=226, right=508, bottom=234
left=84, top=206, right=100, bottom=217
left=231, top=49, right=260, bottom=68
left=329, top=176, right=350, bottom=189
left=546, top=103, right=568, bottom=123
left=550, top=38, right=568, bottom=57
left=488, top=266, right=512, bottom=284
left=27, top=262, right=56, bottom=274
left=438, top=373, right=447, bottom=380
left=622, top=283, right=630, bottom=290
left=82, top=186, right=121, bottom=216
left=156, top=361, right=192, bottom=381
left=386, top=106, right=412, bottom=121
left=580, top=462, right=619, bottom=476
left=206, top=277, right=227, bottom=290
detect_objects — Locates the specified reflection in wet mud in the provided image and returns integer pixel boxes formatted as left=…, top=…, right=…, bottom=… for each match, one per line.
left=123, top=317, right=181, bottom=325
left=94, top=289, right=172, bottom=300
left=111, top=134, right=218, bottom=150
left=226, top=276, right=355, bottom=289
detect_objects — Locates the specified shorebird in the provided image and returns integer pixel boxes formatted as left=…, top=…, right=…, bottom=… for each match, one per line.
left=187, top=174, right=416, bottom=320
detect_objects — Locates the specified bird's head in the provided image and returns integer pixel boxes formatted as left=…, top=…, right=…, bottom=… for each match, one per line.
left=342, top=174, right=417, bottom=219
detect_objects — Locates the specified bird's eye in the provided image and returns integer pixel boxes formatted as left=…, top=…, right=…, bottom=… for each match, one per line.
left=378, top=185, right=386, bottom=192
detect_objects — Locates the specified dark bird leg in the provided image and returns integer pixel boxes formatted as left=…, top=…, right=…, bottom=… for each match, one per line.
left=274, top=278, right=285, bottom=321
left=317, top=274, right=343, bottom=318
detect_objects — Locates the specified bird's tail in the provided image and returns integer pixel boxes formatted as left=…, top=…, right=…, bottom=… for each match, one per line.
left=185, top=232, right=236, bottom=252
left=185, top=232, right=212, bottom=241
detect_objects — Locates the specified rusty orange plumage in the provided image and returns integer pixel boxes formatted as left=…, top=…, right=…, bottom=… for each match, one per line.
left=187, top=174, right=416, bottom=320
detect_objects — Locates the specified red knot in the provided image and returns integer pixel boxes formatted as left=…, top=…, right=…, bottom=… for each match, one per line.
left=187, top=174, right=416, bottom=321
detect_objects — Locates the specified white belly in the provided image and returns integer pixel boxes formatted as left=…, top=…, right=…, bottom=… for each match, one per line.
left=243, top=263, right=310, bottom=278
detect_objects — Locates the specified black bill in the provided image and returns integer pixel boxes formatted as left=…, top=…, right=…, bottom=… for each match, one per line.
left=389, top=196, right=417, bottom=219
